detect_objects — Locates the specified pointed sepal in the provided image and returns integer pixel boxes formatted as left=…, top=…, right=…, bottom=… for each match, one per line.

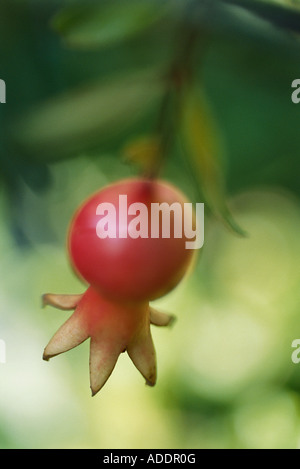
left=43, top=309, right=89, bottom=360
left=150, top=307, right=176, bottom=327
left=127, top=327, right=157, bottom=387
left=42, top=293, right=83, bottom=311
left=89, top=338, right=122, bottom=396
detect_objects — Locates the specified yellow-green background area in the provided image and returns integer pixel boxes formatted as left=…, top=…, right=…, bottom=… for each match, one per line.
left=1, top=0, right=300, bottom=449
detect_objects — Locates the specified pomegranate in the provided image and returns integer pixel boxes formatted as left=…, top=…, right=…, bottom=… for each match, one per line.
left=43, top=178, right=197, bottom=396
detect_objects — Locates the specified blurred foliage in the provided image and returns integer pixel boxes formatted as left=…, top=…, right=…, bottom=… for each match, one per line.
left=1, top=0, right=300, bottom=449
left=14, top=67, right=164, bottom=161
left=51, top=0, right=173, bottom=50
left=181, top=84, right=247, bottom=235
left=222, top=0, right=300, bottom=33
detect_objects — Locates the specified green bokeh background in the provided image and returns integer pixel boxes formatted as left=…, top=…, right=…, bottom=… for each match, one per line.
left=1, top=0, right=300, bottom=449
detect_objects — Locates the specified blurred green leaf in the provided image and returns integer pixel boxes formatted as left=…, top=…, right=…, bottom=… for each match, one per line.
left=52, top=0, right=171, bottom=50
left=222, top=0, right=300, bottom=33
left=12, top=67, right=164, bottom=162
left=181, top=86, right=246, bottom=236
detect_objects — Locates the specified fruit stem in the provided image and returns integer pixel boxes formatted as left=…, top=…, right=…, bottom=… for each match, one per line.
left=145, top=0, right=211, bottom=180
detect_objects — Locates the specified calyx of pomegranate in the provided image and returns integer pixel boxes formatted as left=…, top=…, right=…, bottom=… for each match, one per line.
left=42, top=288, right=175, bottom=396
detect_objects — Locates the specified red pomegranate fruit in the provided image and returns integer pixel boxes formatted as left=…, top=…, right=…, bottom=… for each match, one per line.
left=43, top=178, right=198, bottom=396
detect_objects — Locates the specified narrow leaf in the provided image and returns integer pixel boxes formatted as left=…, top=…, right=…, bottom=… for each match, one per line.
left=181, top=87, right=246, bottom=237
left=13, top=68, right=164, bottom=161
left=52, top=0, right=170, bottom=50
left=221, top=0, right=300, bottom=33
